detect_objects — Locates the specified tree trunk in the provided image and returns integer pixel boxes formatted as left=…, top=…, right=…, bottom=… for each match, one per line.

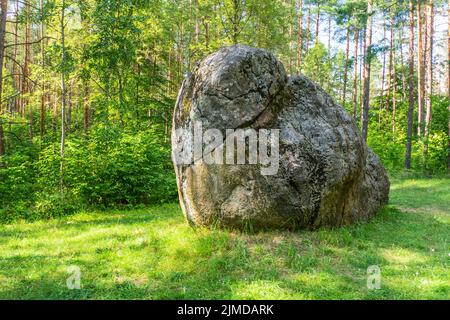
left=60, top=0, right=67, bottom=194
left=342, top=26, right=350, bottom=104
left=387, top=8, right=395, bottom=112
left=447, top=0, right=450, bottom=170
left=315, top=6, right=320, bottom=44
left=83, top=81, right=90, bottom=135
left=306, top=7, right=311, bottom=51
left=67, top=81, right=72, bottom=132
left=288, top=0, right=293, bottom=74
left=203, top=15, right=209, bottom=48
left=80, top=7, right=90, bottom=135
left=417, top=1, right=425, bottom=137
left=398, top=25, right=407, bottom=100
left=352, top=28, right=359, bottom=119
left=194, top=0, right=200, bottom=44
left=12, top=0, right=19, bottom=114
left=24, top=1, right=32, bottom=140
left=40, top=0, right=46, bottom=138
left=361, top=0, right=373, bottom=141
left=423, top=0, right=434, bottom=161
left=390, top=6, right=397, bottom=133
left=405, top=0, right=415, bottom=169
left=392, top=25, right=397, bottom=135
left=360, top=27, right=365, bottom=126
left=296, top=0, right=303, bottom=71
left=326, top=14, right=331, bottom=90
left=447, top=0, right=450, bottom=97
left=0, top=0, right=8, bottom=156
left=380, top=21, right=386, bottom=115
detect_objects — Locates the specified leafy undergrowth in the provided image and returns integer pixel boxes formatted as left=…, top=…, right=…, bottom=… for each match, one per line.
left=0, top=178, right=448, bottom=300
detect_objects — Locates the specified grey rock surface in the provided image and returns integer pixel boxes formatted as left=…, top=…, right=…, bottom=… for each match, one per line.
left=172, top=45, right=390, bottom=229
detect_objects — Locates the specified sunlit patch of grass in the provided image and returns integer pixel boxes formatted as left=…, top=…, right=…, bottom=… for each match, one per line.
left=389, top=177, right=450, bottom=214
left=230, top=280, right=296, bottom=299
left=380, top=248, right=429, bottom=265
left=0, top=178, right=449, bottom=299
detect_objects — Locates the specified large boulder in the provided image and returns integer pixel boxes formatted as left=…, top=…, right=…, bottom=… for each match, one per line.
left=172, top=45, right=389, bottom=230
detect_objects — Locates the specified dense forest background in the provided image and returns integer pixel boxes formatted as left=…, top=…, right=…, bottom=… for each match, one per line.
left=0, top=0, right=448, bottom=222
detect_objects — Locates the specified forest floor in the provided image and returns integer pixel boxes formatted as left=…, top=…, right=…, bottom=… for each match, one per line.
left=0, top=178, right=449, bottom=300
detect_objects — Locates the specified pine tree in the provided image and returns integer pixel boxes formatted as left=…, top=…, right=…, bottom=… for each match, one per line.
left=423, top=0, right=434, bottom=161
left=361, top=0, right=373, bottom=141
left=405, top=0, right=415, bottom=169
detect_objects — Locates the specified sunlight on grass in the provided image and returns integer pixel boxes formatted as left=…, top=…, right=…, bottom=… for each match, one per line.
left=380, top=248, right=429, bottom=265
left=0, top=178, right=449, bottom=299
left=231, top=280, right=297, bottom=299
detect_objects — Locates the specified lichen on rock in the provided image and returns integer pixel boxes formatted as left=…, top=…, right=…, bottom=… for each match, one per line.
left=172, top=45, right=390, bottom=230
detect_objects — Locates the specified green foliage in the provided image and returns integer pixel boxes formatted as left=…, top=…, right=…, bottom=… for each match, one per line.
left=0, top=144, right=37, bottom=212
left=73, top=126, right=177, bottom=206
left=0, top=124, right=177, bottom=223
left=32, top=191, right=81, bottom=221
left=303, top=42, right=332, bottom=88
left=367, top=95, right=449, bottom=176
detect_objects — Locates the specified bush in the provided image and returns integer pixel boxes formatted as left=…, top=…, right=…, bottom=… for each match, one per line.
left=32, top=191, right=81, bottom=220
left=0, top=124, right=177, bottom=222
left=76, top=126, right=177, bottom=206
left=35, top=126, right=178, bottom=208
left=0, top=147, right=37, bottom=209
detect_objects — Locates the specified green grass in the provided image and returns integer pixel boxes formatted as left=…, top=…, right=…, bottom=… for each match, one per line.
left=0, top=178, right=449, bottom=300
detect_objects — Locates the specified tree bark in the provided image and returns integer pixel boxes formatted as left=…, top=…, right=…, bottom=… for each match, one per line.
left=447, top=0, right=450, bottom=98
left=80, top=6, right=90, bottom=135
left=306, top=7, right=311, bottom=51
left=296, top=0, right=303, bottom=71
left=352, top=28, right=359, bottom=119
left=12, top=0, right=19, bottom=114
left=288, top=0, right=293, bottom=74
left=67, top=80, right=72, bottom=132
left=40, top=0, right=46, bottom=138
left=380, top=21, right=386, bottom=115
left=390, top=6, right=398, bottom=134
left=387, top=9, right=394, bottom=111
left=447, top=0, right=450, bottom=170
left=60, top=0, right=67, bottom=194
left=359, top=27, right=364, bottom=125
left=361, top=0, right=373, bottom=141
left=194, top=0, right=200, bottom=44
left=83, top=81, right=90, bottom=135
left=423, top=0, right=434, bottom=161
left=398, top=25, right=407, bottom=100
left=405, top=0, right=415, bottom=169
left=417, top=1, right=425, bottom=137
left=204, top=19, right=209, bottom=48
left=342, top=26, right=350, bottom=104
left=392, top=24, right=397, bottom=135
left=0, top=0, right=8, bottom=156
left=326, top=14, right=331, bottom=90
left=24, top=1, right=32, bottom=140
left=315, top=5, right=320, bottom=44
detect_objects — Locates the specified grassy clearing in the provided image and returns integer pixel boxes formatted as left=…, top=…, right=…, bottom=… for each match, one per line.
left=0, top=178, right=449, bottom=300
